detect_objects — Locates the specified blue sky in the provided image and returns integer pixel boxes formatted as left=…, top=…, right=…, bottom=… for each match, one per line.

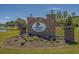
left=0, top=4, right=79, bottom=23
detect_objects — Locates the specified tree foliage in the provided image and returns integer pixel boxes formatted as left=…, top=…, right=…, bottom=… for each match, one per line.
left=5, top=10, right=79, bottom=27
left=16, top=18, right=27, bottom=29
left=55, top=10, right=79, bottom=27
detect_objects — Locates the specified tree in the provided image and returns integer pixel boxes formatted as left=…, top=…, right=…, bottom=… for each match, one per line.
left=16, top=18, right=27, bottom=36
left=56, top=10, right=62, bottom=19
left=56, top=10, right=66, bottom=26
left=63, top=11, right=68, bottom=19
left=73, top=17, right=79, bottom=27
left=16, top=18, right=26, bottom=29
left=66, top=15, right=72, bottom=26
left=6, top=20, right=16, bottom=27
left=72, top=11, right=76, bottom=19
left=72, top=12, right=76, bottom=17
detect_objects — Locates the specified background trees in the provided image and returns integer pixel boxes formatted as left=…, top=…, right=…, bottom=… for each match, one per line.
left=3, top=10, right=79, bottom=27
left=6, top=20, right=16, bottom=27
left=56, top=10, right=79, bottom=27
left=5, top=18, right=27, bottom=28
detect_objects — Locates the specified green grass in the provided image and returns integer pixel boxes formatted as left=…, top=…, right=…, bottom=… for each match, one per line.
left=0, top=27, right=18, bottom=31
left=0, top=27, right=79, bottom=54
left=0, top=30, right=19, bottom=47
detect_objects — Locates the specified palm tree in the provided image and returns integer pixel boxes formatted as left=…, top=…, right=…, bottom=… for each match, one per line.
left=56, top=10, right=62, bottom=19
left=71, top=11, right=76, bottom=19
left=16, top=18, right=27, bottom=37
left=66, top=15, right=72, bottom=26
left=72, top=12, right=76, bottom=16
left=56, top=10, right=63, bottom=26
left=16, top=18, right=26, bottom=29
left=63, top=11, right=68, bottom=20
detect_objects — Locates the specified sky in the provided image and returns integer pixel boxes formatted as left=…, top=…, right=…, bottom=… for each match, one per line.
left=0, top=4, right=79, bottom=23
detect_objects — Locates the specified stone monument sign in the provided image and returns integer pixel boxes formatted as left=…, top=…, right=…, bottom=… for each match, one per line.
left=27, top=13, right=56, bottom=40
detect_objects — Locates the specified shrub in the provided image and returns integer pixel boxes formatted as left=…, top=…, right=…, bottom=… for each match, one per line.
left=23, top=35, right=29, bottom=41
left=21, top=42, right=25, bottom=46
left=14, top=39, right=18, bottom=42
left=33, top=36, right=39, bottom=41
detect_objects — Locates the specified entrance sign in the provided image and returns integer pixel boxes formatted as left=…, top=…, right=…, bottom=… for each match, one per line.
left=27, top=13, right=56, bottom=40
left=32, top=22, right=46, bottom=32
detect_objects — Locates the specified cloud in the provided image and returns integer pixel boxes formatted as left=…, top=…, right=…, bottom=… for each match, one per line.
left=52, top=7, right=61, bottom=10
left=0, top=16, right=10, bottom=23
left=4, top=16, right=10, bottom=19
left=48, top=7, right=61, bottom=11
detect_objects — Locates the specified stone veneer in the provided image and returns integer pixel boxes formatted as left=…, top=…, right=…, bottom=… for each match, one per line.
left=27, top=14, right=56, bottom=40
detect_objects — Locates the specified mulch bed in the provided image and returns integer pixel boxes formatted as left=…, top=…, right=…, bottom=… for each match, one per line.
left=3, top=36, right=69, bottom=49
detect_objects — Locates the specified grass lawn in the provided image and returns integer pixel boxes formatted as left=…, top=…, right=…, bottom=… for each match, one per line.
left=0, top=27, right=79, bottom=54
